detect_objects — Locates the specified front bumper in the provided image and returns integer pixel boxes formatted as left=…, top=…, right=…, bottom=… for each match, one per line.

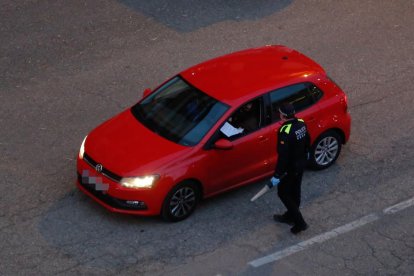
left=76, top=155, right=164, bottom=216
left=77, top=173, right=148, bottom=212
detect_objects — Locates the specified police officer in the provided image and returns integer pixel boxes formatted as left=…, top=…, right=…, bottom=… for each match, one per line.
left=271, top=103, right=310, bottom=234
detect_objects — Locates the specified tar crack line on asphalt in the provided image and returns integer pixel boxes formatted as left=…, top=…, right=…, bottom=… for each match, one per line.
left=249, top=196, right=414, bottom=268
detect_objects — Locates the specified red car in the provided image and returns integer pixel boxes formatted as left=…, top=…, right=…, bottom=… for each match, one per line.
left=77, top=45, right=351, bottom=221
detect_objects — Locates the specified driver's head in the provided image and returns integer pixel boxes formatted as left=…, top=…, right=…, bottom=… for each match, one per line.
left=242, top=102, right=253, bottom=112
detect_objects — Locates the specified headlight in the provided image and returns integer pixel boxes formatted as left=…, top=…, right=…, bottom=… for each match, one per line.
left=79, top=136, right=87, bottom=159
left=120, top=175, right=159, bottom=189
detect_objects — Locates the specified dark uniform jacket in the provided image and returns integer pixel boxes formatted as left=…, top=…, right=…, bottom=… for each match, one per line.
left=274, top=118, right=310, bottom=177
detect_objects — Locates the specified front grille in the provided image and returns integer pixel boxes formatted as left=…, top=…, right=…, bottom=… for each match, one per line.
left=83, top=153, right=122, bottom=182
left=78, top=173, right=147, bottom=210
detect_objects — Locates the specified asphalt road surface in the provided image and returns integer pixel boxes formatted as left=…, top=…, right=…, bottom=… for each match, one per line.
left=1, top=0, right=414, bottom=275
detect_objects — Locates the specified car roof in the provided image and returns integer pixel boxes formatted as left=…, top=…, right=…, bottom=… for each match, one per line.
left=180, top=45, right=326, bottom=106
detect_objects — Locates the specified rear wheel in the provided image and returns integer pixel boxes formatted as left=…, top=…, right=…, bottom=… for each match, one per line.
left=161, top=181, right=200, bottom=222
left=309, top=130, right=342, bottom=170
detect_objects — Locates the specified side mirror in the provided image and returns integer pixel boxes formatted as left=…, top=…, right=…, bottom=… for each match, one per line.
left=213, top=138, right=233, bottom=150
left=143, top=88, right=152, bottom=98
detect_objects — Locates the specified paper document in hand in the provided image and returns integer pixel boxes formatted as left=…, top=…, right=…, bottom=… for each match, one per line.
left=220, top=122, right=244, bottom=137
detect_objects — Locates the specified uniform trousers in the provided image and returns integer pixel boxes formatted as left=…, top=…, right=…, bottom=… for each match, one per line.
left=277, top=170, right=306, bottom=226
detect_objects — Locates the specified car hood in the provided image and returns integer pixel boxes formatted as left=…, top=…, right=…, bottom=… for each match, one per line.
left=85, top=109, right=190, bottom=177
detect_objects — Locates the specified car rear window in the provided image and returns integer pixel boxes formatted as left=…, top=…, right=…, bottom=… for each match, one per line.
left=269, top=82, right=323, bottom=122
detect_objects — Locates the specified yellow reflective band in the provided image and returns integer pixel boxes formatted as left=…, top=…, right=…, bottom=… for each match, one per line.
left=280, top=124, right=292, bottom=134
left=298, top=119, right=304, bottom=122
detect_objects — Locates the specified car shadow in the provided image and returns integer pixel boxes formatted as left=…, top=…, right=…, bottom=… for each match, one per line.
left=37, top=166, right=339, bottom=271
left=118, top=0, right=293, bottom=32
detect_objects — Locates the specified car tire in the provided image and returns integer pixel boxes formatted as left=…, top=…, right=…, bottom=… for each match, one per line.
left=309, top=130, right=342, bottom=170
left=161, top=181, right=200, bottom=222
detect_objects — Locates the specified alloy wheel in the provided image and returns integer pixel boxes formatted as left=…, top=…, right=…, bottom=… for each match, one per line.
left=169, top=186, right=196, bottom=218
left=314, top=136, right=339, bottom=166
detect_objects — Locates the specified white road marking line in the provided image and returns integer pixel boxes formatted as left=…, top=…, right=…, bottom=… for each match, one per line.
left=249, top=214, right=379, bottom=267
left=250, top=196, right=414, bottom=268
left=383, top=197, right=414, bottom=214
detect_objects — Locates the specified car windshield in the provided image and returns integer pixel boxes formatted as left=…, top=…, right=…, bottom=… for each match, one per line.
left=131, top=76, right=229, bottom=146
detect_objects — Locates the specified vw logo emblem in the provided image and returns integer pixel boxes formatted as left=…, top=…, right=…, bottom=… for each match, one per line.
left=95, top=164, right=103, bottom=173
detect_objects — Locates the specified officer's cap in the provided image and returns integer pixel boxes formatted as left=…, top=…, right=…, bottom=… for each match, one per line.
left=279, top=103, right=295, bottom=118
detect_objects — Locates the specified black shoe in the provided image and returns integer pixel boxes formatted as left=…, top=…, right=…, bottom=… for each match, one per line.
left=290, top=223, right=309, bottom=234
left=273, top=214, right=294, bottom=225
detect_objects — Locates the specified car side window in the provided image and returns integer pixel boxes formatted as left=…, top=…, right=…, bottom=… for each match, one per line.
left=309, top=84, right=323, bottom=102
left=220, top=97, right=263, bottom=140
left=269, top=82, right=322, bottom=122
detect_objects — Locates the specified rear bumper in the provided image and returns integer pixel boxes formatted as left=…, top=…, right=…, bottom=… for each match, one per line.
left=343, top=112, right=351, bottom=143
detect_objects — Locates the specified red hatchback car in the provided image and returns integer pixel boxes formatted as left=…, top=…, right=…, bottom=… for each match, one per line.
left=77, top=45, right=351, bottom=221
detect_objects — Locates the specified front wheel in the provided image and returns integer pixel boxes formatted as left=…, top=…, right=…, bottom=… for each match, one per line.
left=309, top=130, right=342, bottom=170
left=161, top=181, right=200, bottom=222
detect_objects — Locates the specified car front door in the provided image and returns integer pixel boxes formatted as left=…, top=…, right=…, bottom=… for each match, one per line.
left=203, top=97, right=274, bottom=194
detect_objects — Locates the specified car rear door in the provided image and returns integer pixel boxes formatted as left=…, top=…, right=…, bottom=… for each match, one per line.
left=266, top=82, right=324, bottom=166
